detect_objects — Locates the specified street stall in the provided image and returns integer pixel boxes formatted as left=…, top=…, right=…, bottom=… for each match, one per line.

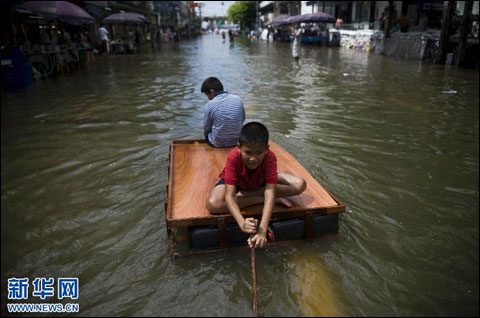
left=104, top=12, right=150, bottom=54
left=265, top=15, right=291, bottom=42
left=287, top=12, right=336, bottom=46
left=264, top=12, right=337, bottom=45
left=10, top=1, right=95, bottom=79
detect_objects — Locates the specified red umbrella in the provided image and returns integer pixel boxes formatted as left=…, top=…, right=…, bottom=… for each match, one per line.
left=16, top=1, right=94, bottom=25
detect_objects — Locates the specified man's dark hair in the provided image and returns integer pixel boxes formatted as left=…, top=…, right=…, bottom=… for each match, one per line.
left=239, top=122, right=269, bottom=147
left=201, top=77, right=223, bottom=93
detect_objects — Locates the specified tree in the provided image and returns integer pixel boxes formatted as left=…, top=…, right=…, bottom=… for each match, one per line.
left=227, top=1, right=256, bottom=30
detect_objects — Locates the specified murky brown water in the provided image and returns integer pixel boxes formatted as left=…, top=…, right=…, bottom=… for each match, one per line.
left=2, top=35, right=479, bottom=316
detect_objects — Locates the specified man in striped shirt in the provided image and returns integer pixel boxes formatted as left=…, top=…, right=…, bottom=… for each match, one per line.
left=202, top=77, right=245, bottom=148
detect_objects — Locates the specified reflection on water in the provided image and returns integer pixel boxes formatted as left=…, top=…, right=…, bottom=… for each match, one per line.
left=289, top=247, right=339, bottom=317
left=1, top=35, right=478, bottom=316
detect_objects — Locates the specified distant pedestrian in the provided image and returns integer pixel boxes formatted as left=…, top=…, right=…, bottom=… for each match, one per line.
left=147, top=31, right=153, bottom=48
left=380, top=12, right=386, bottom=31
left=292, top=24, right=302, bottom=59
left=62, top=29, right=71, bottom=46
left=155, top=30, right=161, bottom=47
left=400, top=13, right=409, bottom=32
left=228, top=29, right=234, bottom=42
left=98, top=23, right=109, bottom=57
left=335, top=18, right=343, bottom=28
left=173, top=32, right=180, bottom=42
left=267, top=26, right=274, bottom=41
left=135, top=30, right=141, bottom=50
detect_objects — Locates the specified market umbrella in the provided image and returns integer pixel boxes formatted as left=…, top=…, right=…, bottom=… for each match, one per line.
left=104, top=12, right=150, bottom=25
left=301, top=12, right=336, bottom=23
left=267, top=14, right=290, bottom=25
left=15, top=1, right=94, bottom=25
left=286, top=12, right=336, bottom=24
left=286, top=15, right=304, bottom=24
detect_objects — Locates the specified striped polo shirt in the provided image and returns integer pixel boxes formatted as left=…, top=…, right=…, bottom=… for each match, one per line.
left=203, top=92, right=245, bottom=148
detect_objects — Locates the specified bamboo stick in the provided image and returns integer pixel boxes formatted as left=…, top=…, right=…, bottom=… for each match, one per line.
left=251, top=245, right=258, bottom=317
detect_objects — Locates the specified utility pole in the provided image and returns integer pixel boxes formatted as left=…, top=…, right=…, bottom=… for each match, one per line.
left=437, top=1, right=455, bottom=64
left=455, top=1, right=473, bottom=66
left=256, top=0, right=259, bottom=30
left=199, top=2, right=203, bottom=32
left=384, top=1, right=394, bottom=38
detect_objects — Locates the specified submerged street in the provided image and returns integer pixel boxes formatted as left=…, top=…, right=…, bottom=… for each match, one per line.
left=2, top=35, right=479, bottom=316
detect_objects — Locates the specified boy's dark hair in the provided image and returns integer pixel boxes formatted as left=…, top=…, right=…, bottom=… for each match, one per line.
left=201, top=77, right=224, bottom=93
left=238, top=122, right=269, bottom=147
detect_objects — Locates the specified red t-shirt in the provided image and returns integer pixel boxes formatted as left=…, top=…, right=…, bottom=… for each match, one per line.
left=219, top=148, right=278, bottom=191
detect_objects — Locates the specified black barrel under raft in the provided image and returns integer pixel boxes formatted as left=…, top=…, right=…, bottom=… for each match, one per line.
left=189, top=214, right=339, bottom=251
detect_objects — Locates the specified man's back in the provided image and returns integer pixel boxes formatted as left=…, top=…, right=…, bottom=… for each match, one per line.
left=203, top=92, right=245, bottom=148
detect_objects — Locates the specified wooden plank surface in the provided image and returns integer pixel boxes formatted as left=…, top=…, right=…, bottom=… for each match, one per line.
left=168, top=141, right=341, bottom=222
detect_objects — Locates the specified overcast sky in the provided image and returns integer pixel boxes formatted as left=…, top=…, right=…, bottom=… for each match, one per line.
left=196, top=1, right=236, bottom=17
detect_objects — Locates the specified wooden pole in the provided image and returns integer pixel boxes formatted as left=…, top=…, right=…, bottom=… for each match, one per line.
left=251, top=246, right=258, bottom=316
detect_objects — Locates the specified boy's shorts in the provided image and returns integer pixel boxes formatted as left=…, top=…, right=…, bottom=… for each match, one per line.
left=215, top=179, right=266, bottom=192
left=215, top=178, right=243, bottom=192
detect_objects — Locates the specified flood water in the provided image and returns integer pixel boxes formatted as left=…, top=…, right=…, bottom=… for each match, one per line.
left=1, top=35, right=479, bottom=316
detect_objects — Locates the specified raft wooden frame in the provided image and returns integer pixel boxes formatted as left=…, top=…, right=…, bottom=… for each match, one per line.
left=165, top=139, right=345, bottom=258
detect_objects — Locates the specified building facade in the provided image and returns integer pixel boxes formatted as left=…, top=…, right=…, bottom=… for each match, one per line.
left=261, top=1, right=479, bottom=34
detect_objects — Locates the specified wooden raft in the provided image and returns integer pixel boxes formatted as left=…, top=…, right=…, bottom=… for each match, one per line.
left=165, top=140, right=345, bottom=256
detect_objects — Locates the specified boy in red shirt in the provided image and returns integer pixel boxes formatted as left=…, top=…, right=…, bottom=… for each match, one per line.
left=206, top=122, right=306, bottom=248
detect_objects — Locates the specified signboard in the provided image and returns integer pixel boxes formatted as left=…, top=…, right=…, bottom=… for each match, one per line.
left=153, top=1, right=180, bottom=4
left=154, top=5, right=180, bottom=13
left=419, top=1, right=444, bottom=12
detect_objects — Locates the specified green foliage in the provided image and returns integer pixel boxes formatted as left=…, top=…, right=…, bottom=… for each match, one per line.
left=227, top=1, right=257, bottom=29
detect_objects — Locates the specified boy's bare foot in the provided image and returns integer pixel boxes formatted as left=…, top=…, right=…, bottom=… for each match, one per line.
left=275, top=197, right=292, bottom=208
